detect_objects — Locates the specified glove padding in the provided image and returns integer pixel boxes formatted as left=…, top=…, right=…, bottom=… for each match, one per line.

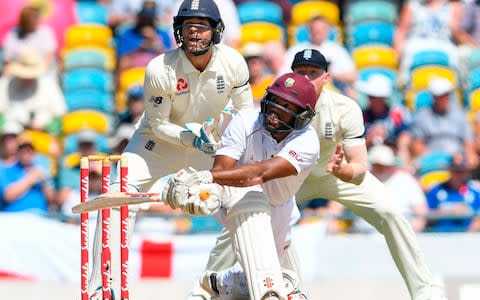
left=162, top=167, right=213, bottom=210
left=183, top=122, right=217, bottom=156
left=181, top=183, right=223, bottom=215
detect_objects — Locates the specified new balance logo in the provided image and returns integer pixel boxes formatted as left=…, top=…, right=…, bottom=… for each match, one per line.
left=145, top=140, right=155, bottom=151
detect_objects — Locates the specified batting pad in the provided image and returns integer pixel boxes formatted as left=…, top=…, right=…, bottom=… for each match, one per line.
left=225, top=191, right=286, bottom=300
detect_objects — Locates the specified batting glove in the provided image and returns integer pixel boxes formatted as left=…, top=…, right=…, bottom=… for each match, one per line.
left=181, top=183, right=223, bottom=215
left=161, top=167, right=213, bottom=209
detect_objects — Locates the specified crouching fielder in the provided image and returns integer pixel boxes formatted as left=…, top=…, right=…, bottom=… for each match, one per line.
left=163, top=73, right=319, bottom=299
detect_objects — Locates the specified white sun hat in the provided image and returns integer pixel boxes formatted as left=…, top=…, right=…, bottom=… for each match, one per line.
left=428, top=77, right=454, bottom=97
left=355, top=74, right=393, bottom=98
left=368, top=144, right=396, bottom=166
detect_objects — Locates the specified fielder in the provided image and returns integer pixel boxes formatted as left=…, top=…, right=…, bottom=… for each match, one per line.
left=162, top=73, right=319, bottom=299
left=194, top=49, right=448, bottom=300
left=87, top=0, right=254, bottom=297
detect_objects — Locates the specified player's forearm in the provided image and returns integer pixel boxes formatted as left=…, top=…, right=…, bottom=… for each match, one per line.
left=329, top=162, right=366, bottom=185
left=152, top=122, right=195, bottom=148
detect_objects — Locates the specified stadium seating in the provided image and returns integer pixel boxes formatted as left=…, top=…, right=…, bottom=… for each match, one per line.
left=64, top=24, right=113, bottom=50
left=344, top=1, right=397, bottom=26
left=417, top=151, right=452, bottom=176
left=22, top=130, right=61, bottom=158
left=65, top=90, right=114, bottom=113
left=419, top=170, right=450, bottom=192
left=118, top=67, right=146, bottom=92
left=240, top=22, right=284, bottom=45
left=347, top=22, right=394, bottom=49
left=352, top=45, right=398, bottom=69
left=291, top=1, right=340, bottom=26
left=468, top=88, right=480, bottom=112
left=467, top=67, right=480, bottom=91
left=62, top=69, right=114, bottom=93
left=467, top=48, right=480, bottom=71
left=61, top=110, right=112, bottom=135
left=75, top=2, right=108, bottom=25
left=63, top=48, right=115, bottom=71
left=409, top=65, right=457, bottom=91
left=409, top=50, right=451, bottom=71
left=237, top=1, right=283, bottom=26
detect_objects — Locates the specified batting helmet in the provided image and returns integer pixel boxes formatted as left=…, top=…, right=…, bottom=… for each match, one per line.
left=173, top=0, right=224, bottom=47
left=261, top=73, right=317, bottom=132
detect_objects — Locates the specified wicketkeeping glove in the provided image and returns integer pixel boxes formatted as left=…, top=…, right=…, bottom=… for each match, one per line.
left=161, top=167, right=213, bottom=210
left=181, top=122, right=217, bottom=156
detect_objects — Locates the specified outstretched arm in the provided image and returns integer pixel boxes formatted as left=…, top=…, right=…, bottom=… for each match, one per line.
left=326, top=143, right=367, bottom=185
left=210, top=155, right=298, bottom=187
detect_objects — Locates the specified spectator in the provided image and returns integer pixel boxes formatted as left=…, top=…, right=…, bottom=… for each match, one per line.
left=116, top=0, right=173, bottom=71
left=368, top=144, right=428, bottom=232
left=410, top=77, right=478, bottom=170
left=262, top=40, right=287, bottom=77
left=60, top=162, right=103, bottom=220
left=281, top=15, right=357, bottom=97
left=0, top=50, right=66, bottom=132
left=355, top=74, right=413, bottom=168
left=456, top=0, right=480, bottom=46
left=0, top=134, right=55, bottom=214
left=57, top=129, right=101, bottom=208
left=240, top=42, right=274, bottom=107
left=0, top=120, right=23, bottom=165
left=425, top=154, right=480, bottom=232
left=2, top=4, right=57, bottom=75
left=393, top=0, right=462, bottom=85
left=108, top=0, right=178, bottom=29
left=118, top=85, right=145, bottom=126
left=455, top=0, right=480, bottom=82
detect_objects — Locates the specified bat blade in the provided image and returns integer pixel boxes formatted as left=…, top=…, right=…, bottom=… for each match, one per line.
left=72, top=192, right=163, bottom=213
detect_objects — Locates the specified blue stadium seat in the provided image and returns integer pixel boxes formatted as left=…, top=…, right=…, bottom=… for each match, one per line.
left=467, top=67, right=480, bottom=91
left=348, top=22, right=394, bottom=49
left=345, top=1, right=397, bottom=25
left=467, top=48, right=480, bottom=71
left=62, top=69, right=114, bottom=93
left=417, top=151, right=452, bottom=176
left=237, top=1, right=283, bottom=26
left=409, top=50, right=451, bottom=71
left=63, top=48, right=112, bottom=71
left=76, top=2, right=108, bottom=25
left=65, top=90, right=114, bottom=113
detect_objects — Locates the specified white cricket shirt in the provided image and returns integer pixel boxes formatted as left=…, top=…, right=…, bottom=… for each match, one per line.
left=309, top=89, right=366, bottom=177
left=216, top=110, right=320, bottom=206
left=125, top=44, right=254, bottom=175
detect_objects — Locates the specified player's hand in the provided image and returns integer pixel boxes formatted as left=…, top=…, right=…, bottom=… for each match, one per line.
left=326, top=144, right=344, bottom=174
left=181, top=123, right=217, bottom=156
left=182, top=183, right=223, bottom=215
left=161, top=167, right=213, bottom=209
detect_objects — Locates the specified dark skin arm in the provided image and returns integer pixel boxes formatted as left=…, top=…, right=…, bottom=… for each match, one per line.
left=210, top=155, right=298, bottom=187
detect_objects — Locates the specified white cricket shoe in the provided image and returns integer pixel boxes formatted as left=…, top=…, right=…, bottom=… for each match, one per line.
left=199, top=267, right=308, bottom=300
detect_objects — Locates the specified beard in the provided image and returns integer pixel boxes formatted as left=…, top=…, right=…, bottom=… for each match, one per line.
left=183, top=33, right=212, bottom=55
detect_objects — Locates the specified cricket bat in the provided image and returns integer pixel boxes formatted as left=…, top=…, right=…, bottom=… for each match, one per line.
left=72, top=192, right=164, bottom=213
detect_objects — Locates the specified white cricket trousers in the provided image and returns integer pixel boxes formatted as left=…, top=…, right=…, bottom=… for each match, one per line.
left=202, top=172, right=436, bottom=300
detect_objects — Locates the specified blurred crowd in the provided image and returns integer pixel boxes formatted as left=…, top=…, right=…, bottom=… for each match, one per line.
left=1, top=0, right=480, bottom=234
